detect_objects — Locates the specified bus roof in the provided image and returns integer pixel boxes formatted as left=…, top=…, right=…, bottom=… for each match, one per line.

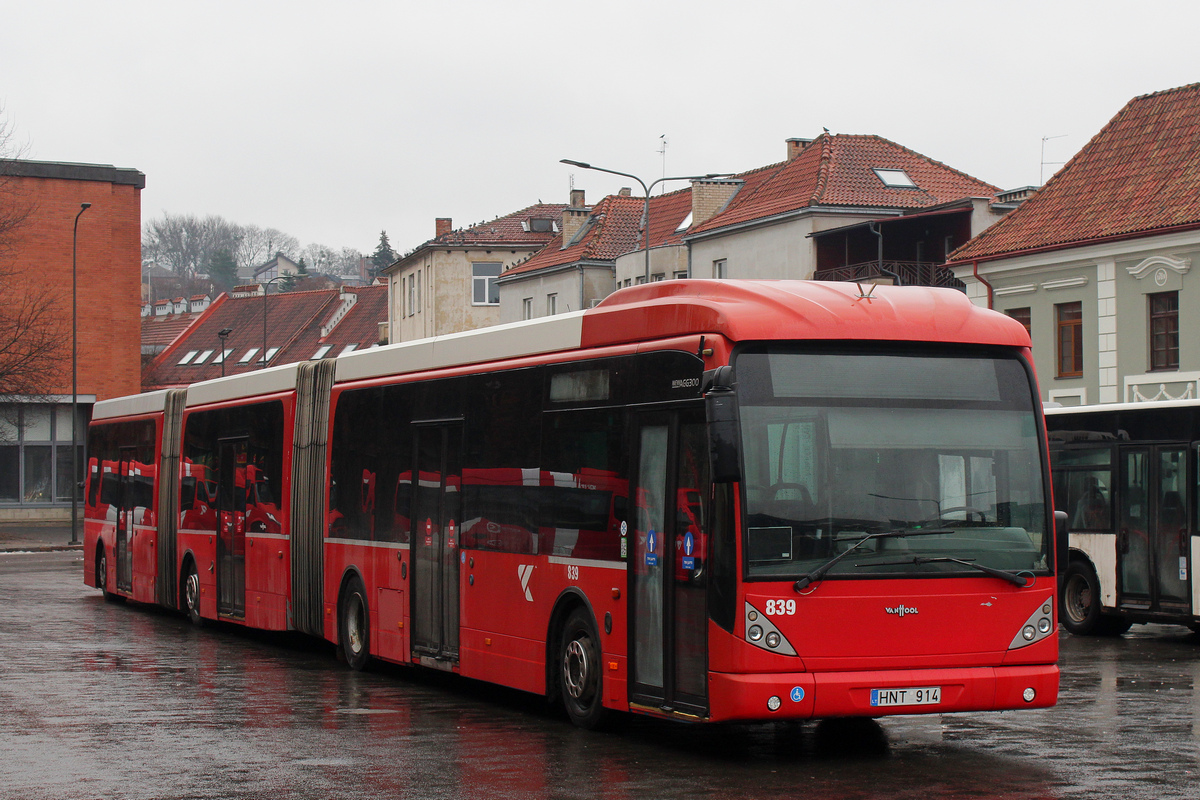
left=1044, top=397, right=1200, bottom=417
left=335, top=280, right=1028, bottom=385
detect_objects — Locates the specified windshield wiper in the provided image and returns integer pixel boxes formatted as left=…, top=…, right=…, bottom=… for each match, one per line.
left=866, top=556, right=1033, bottom=587
left=793, top=528, right=953, bottom=592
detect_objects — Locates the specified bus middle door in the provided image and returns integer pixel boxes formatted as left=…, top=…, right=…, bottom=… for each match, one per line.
left=411, top=422, right=462, bottom=664
left=1118, top=445, right=1190, bottom=613
left=115, top=447, right=137, bottom=593
left=216, top=438, right=248, bottom=619
left=629, top=407, right=710, bottom=717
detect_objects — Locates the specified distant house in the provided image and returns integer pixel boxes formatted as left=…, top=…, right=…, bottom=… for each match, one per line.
left=382, top=204, right=565, bottom=342
left=947, top=83, right=1200, bottom=406
left=141, top=284, right=387, bottom=391
left=252, top=252, right=303, bottom=284
left=683, top=134, right=1010, bottom=286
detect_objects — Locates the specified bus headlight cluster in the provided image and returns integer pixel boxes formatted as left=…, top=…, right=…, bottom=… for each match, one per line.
left=1009, top=595, right=1056, bottom=650
left=743, top=602, right=798, bottom=656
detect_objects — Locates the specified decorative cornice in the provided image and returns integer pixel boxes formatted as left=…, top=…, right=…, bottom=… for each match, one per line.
left=994, top=283, right=1037, bottom=297
left=1040, top=276, right=1089, bottom=291
left=1127, top=254, right=1191, bottom=280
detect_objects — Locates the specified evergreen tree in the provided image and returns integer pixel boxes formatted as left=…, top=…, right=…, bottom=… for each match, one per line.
left=371, top=230, right=396, bottom=277
left=208, top=249, right=239, bottom=293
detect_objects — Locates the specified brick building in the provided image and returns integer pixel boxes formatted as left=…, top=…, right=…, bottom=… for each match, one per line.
left=1, top=159, right=144, bottom=521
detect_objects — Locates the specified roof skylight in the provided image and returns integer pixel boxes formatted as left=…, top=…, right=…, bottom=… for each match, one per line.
left=675, top=211, right=693, bottom=232
left=177, top=350, right=199, bottom=365
left=873, top=168, right=918, bottom=188
left=311, top=345, right=333, bottom=360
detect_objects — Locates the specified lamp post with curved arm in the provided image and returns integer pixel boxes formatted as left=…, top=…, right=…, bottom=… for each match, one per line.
left=261, top=276, right=283, bottom=370
left=559, top=160, right=730, bottom=283
left=70, top=202, right=91, bottom=546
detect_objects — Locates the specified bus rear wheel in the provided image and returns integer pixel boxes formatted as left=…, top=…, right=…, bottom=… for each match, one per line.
left=559, top=608, right=607, bottom=729
left=182, top=560, right=205, bottom=627
left=96, top=546, right=117, bottom=602
left=340, top=576, right=371, bottom=671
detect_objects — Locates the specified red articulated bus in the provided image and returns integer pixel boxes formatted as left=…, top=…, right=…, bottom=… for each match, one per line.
left=84, top=280, right=1059, bottom=727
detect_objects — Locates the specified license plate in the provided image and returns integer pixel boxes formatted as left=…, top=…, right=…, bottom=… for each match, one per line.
left=870, top=686, right=941, bottom=707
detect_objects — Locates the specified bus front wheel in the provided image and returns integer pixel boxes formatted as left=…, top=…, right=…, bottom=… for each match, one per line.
left=1062, top=560, right=1129, bottom=635
left=559, top=608, right=607, bottom=729
left=340, top=576, right=371, bottom=671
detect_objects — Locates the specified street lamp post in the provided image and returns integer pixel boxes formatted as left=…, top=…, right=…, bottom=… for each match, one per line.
left=71, top=202, right=91, bottom=546
left=560, top=160, right=730, bottom=283
left=217, top=328, right=233, bottom=377
left=261, top=276, right=283, bottom=370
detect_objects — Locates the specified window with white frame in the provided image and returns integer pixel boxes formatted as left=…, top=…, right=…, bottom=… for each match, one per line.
left=311, top=345, right=333, bottom=360
left=522, top=298, right=533, bottom=320
left=547, top=293, right=558, bottom=315
left=713, top=259, right=727, bottom=279
left=472, top=262, right=502, bottom=305
left=238, top=347, right=260, bottom=364
left=177, top=350, right=199, bottom=365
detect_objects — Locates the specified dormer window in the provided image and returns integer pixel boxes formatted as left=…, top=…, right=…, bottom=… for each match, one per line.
left=528, top=217, right=556, bottom=233
left=873, top=168, right=917, bottom=188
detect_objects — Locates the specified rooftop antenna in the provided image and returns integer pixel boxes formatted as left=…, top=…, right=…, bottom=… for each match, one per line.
left=658, top=134, right=668, bottom=189
left=1040, top=134, right=1067, bottom=185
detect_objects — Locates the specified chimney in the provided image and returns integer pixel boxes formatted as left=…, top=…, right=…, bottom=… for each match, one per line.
left=618, top=187, right=631, bottom=197
left=435, top=218, right=452, bottom=238
left=690, top=179, right=743, bottom=228
left=561, top=189, right=588, bottom=248
left=786, top=137, right=814, bottom=160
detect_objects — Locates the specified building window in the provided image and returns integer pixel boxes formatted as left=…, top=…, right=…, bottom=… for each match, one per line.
left=472, top=262, right=502, bottom=305
left=177, top=350, right=199, bottom=365
left=259, top=347, right=280, bottom=364
left=1150, top=291, right=1179, bottom=371
left=547, top=293, right=558, bottom=315
left=194, top=349, right=214, bottom=364
left=872, top=168, right=917, bottom=188
left=522, top=298, right=533, bottom=320
left=674, top=270, right=688, bottom=280
left=1006, top=307, right=1032, bottom=337
left=212, top=348, right=232, bottom=364
left=238, top=347, right=260, bottom=364
left=407, top=274, right=416, bottom=317
left=0, top=403, right=83, bottom=505
left=311, top=345, right=333, bottom=360
left=713, top=259, right=727, bottom=279
left=1056, top=302, right=1083, bottom=378
left=652, top=273, right=665, bottom=282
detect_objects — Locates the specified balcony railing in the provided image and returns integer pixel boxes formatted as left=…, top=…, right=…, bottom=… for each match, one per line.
left=812, top=260, right=966, bottom=291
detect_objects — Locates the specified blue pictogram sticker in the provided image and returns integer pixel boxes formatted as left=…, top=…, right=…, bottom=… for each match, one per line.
left=682, top=556, right=695, bottom=570
left=791, top=686, right=805, bottom=703
left=684, top=531, right=694, bottom=556
left=647, top=529, right=657, bottom=553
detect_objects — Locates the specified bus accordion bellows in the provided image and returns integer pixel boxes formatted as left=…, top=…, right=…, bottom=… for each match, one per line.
left=1046, top=398, right=1200, bottom=636
left=85, top=279, right=1059, bottom=727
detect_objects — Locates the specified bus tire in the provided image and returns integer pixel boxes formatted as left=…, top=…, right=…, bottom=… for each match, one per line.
left=96, top=545, right=119, bottom=603
left=1061, top=559, right=1106, bottom=635
left=559, top=607, right=607, bottom=729
left=340, top=576, right=371, bottom=671
left=182, top=559, right=205, bottom=627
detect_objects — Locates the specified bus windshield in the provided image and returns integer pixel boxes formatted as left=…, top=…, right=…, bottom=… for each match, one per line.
left=736, top=347, right=1049, bottom=582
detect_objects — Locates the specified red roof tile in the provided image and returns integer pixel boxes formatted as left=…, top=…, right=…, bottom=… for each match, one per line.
left=142, top=285, right=388, bottom=390
left=688, top=133, right=998, bottom=236
left=403, top=203, right=568, bottom=256
left=950, top=83, right=1200, bottom=263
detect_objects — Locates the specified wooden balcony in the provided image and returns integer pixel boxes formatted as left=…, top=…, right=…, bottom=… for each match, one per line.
left=812, top=260, right=966, bottom=291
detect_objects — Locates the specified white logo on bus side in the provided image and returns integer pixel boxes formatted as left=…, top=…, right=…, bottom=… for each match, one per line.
left=885, top=604, right=919, bottom=617
left=518, top=564, right=535, bottom=602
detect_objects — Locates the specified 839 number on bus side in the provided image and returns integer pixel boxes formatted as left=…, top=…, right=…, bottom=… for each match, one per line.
left=765, top=599, right=795, bottom=616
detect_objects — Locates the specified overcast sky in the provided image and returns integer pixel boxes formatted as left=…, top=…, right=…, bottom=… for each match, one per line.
left=4, top=1, right=1199, bottom=259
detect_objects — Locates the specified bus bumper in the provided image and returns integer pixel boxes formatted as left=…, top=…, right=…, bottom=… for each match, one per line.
left=707, top=664, right=1058, bottom=722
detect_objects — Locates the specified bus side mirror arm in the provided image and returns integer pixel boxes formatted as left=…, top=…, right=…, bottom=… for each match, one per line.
left=705, top=366, right=742, bottom=484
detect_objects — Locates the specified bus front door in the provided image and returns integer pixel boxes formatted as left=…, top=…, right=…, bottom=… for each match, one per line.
left=411, top=423, right=462, bottom=663
left=115, top=448, right=137, bottom=593
left=216, top=439, right=247, bottom=618
left=630, top=408, right=710, bottom=717
left=1118, top=445, right=1190, bottom=613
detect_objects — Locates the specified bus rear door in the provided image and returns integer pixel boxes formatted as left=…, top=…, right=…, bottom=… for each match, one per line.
left=115, top=447, right=137, bottom=594
left=629, top=408, right=710, bottom=717
left=1117, top=445, right=1190, bottom=614
left=216, top=438, right=248, bottom=619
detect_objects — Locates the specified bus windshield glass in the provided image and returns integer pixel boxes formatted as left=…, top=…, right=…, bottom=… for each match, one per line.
left=736, top=346, right=1049, bottom=582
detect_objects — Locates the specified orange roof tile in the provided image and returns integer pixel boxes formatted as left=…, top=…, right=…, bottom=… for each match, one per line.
left=950, top=83, right=1200, bottom=263
left=688, top=133, right=998, bottom=236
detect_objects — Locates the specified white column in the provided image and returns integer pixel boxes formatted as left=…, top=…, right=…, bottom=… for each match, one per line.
left=1096, top=259, right=1119, bottom=403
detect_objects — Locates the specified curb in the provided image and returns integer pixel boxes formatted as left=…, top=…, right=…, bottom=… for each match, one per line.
left=0, top=545, right=85, bottom=554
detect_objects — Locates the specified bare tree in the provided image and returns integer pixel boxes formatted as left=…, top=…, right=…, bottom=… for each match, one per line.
left=0, top=110, right=67, bottom=411
left=300, top=242, right=338, bottom=274
left=235, top=225, right=299, bottom=273
left=142, top=213, right=241, bottom=278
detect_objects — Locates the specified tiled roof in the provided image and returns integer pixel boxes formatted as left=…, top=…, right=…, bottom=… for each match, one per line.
left=688, top=133, right=998, bottom=236
left=503, top=190, right=697, bottom=278
left=950, top=83, right=1200, bottom=263
left=141, top=313, right=203, bottom=351
left=403, top=203, right=568, bottom=256
left=142, top=285, right=388, bottom=390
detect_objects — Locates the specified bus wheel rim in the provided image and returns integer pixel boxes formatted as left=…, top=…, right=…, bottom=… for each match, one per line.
left=564, top=637, right=593, bottom=700
left=348, top=595, right=365, bottom=655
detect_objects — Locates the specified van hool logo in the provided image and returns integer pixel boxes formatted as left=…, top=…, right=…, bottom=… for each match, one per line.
left=885, top=604, right=919, bottom=617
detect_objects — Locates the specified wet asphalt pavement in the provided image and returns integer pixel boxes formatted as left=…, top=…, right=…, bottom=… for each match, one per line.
left=2, top=551, right=1199, bottom=799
